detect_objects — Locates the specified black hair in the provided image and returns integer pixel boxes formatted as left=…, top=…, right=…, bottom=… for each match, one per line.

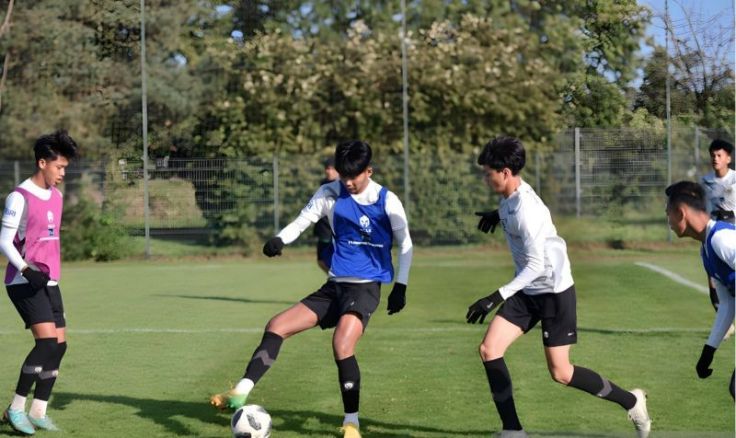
left=477, top=136, right=525, bottom=175
left=323, top=156, right=335, bottom=168
left=334, top=140, right=371, bottom=178
left=34, top=130, right=78, bottom=164
left=665, top=181, right=706, bottom=212
left=708, top=139, right=733, bottom=156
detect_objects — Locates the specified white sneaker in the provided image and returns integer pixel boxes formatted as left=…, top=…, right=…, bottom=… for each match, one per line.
left=496, top=430, right=529, bottom=438
left=627, top=388, right=651, bottom=438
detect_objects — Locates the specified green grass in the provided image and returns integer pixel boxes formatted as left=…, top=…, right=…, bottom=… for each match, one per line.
left=0, top=247, right=732, bottom=437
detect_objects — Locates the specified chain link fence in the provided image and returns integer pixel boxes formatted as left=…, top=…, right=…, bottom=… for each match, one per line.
left=0, top=125, right=729, bottom=255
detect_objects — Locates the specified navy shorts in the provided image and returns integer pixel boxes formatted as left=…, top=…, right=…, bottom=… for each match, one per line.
left=301, top=281, right=380, bottom=330
left=7, top=283, right=66, bottom=329
left=496, top=285, right=577, bottom=347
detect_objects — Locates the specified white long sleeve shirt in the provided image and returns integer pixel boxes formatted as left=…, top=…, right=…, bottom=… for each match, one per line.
left=704, top=220, right=736, bottom=348
left=497, top=181, right=574, bottom=299
left=701, top=169, right=736, bottom=214
left=277, top=179, right=413, bottom=285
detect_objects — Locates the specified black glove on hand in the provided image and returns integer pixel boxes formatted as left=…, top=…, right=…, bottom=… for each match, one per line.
left=262, top=237, right=284, bottom=257
left=696, top=344, right=716, bottom=379
left=21, top=267, right=49, bottom=291
left=466, top=290, right=504, bottom=324
left=475, top=210, right=500, bottom=233
left=387, top=283, right=407, bottom=315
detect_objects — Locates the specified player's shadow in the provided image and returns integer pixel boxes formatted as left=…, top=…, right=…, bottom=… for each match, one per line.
left=264, top=408, right=489, bottom=437
left=158, top=294, right=293, bottom=305
left=51, top=391, right=226, bottom=437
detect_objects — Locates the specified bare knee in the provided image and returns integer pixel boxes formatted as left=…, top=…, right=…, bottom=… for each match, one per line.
left=265, top=317, right=290, bottom=339
left=332, top=336, right=355, bottom=359
left=548, top=364, right=573, bottom=385
left=479, top=341, right=504, bottom=362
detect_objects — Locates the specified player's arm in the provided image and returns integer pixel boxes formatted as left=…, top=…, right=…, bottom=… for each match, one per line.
left=262, top=185, right=333, bottom=257
left=496, top=207, right=546, bottom=299
left=697, top=281, right=735, bottom=379
left=386, top=192, right=412, bottom=315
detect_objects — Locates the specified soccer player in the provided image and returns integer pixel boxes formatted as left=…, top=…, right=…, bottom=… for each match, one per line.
left=0, top=130, right=77, bottom=435
left=210, top=140, right=413, bottom=438
left=314, top=157, right=339, bottom=274
left=665, top=181, right=735, bottom=399
left=699, top=140, right=735, bottom=336
left=465, top=136, right=651, bottom=438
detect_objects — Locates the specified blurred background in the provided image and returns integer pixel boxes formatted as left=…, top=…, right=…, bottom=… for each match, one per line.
left=0, top=0, right=733, bottom=260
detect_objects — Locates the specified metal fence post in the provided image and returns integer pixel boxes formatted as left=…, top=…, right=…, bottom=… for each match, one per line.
left=574, top=127, right=581, bottom=218
left=535, top=150, right=541, bottom=195
left=694, top=126, right=700, bottom=171
left=273, top=153, right=280, bottom=233
left=13, top=160, right=19, bottom=185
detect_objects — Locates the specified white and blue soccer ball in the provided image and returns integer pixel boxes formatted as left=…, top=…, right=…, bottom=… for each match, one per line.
left=231, top=404, right=272, bottom=438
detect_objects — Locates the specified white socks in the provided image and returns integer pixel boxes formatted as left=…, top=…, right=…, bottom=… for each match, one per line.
left=29, top=399, right=48, bottom=419
left=234, top=378, right=255, bottom=396
left=9, top=394, right=26, bottom=412
left=343, top=412, right=359, bottom=426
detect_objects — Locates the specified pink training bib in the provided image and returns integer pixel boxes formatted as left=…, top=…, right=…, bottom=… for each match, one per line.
left=5, top=186, right=63, bottom=283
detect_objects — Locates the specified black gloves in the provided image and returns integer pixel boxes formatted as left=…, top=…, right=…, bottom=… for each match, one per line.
left=21, top=266, right=50, bottom=291
left=262, top=237, right=284, bottom=257
left=475, top=210, right=500, bottom=233
left=696, top=344, right=716, bottom=379
left=466, top=290, right=504, bottom=324
left=387, top=283, right=407, bottom=315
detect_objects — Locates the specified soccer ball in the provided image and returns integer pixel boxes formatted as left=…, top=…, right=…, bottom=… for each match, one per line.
left=231, top=404, right=272, bottom=438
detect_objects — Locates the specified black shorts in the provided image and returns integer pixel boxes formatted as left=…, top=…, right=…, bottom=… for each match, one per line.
left=7, top=283, right=66, bottom=329
left=301, top=281, right=380, bottom=330
left=496, top=285, right=577, bottom=347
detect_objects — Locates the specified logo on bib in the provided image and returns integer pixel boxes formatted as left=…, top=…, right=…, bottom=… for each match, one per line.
left=358, top=215, right=372, bottom=240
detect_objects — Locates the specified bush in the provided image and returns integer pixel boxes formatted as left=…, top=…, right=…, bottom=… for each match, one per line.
left=62, top=178, right=132, bottom=261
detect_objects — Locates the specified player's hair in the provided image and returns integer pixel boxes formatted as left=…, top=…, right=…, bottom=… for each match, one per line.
left=665, top=181, right=706, bottom=212
left=34, top=130, right=78, bottom=164
left=323, top=156, right=335, bottom=169
left=708, top=139, right=733, bottom=156
left=477, top=136, right=526, bottom=175
left=334, top=140, right=371, bottom=178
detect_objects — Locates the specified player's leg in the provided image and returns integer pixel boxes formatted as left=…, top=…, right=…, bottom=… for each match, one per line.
left=479, top=314, right=526, bottom=434
left=210, top=302, right=319, bottom=410
left=333, top=312, right=364, bottom=438
left=542, top=287, right=650, bottom=437
left=28, top=286, right=66, bottom=430
left=331, top=282, right=379, bottom=438
left=729, top=371, right=735, bottom=400
left=4, top=284, right=59, bottom=435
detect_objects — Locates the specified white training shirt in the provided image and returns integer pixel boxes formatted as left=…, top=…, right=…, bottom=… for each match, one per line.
left=701, top=169, right=736, bottom=214
left=0, top=178, right=59, bottom=286
left=704, top=220, right=736, bottom=348
left=277, top=179, right=413, bottom=285
left=497, top=180, right=574, bottom=299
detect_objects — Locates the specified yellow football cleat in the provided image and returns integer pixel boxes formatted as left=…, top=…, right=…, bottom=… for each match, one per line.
left=340, top=422, right=361, bottom=438
left=209, top=390, right=247, bottom=411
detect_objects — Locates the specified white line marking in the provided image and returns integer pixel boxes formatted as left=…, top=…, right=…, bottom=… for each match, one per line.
left=0, top=326, right=709, bottom=335
left=635, top=262, right=708, bottom=294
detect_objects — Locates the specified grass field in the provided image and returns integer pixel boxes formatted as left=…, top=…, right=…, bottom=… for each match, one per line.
left=0, top=245, right=733, bottom=437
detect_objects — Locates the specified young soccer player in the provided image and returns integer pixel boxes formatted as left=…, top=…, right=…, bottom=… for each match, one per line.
left=465, top=136, right=651, bottom=438
left=0, top=130, right=77, bottom=435
left=210, top=140, right=413, bottom=438
left=699, top=140, right=735, bottom=334
left=314, top=157, right=339, bottom=274
left=665, top=181, right=735, bottom=399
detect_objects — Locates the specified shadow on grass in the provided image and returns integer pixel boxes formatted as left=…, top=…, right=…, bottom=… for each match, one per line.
left=44, top=392, right=488, bottom=437
left=157, top=294, right=293, bottom=305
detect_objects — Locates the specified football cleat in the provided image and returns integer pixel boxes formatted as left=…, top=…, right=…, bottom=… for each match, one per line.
left=28, top=415, right=59, bottom=431
left=209, top=390, right=247, bottom=411
left=627, top=388, right=651, bottom=438
left=3, top=406, right=35, bottom=435
left=340, top=422, right=361, bottom=438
